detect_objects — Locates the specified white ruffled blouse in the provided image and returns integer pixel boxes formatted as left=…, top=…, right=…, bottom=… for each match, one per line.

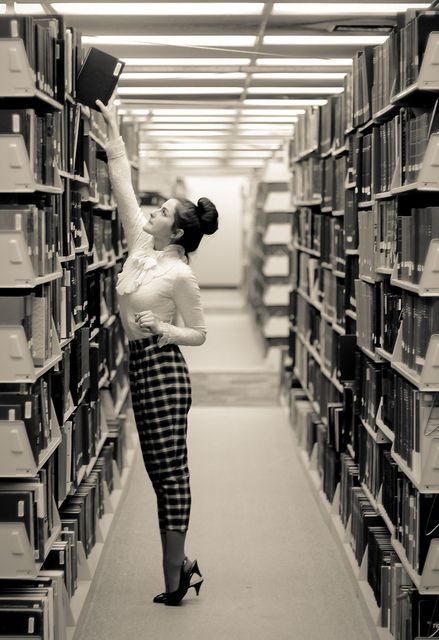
left=106, top=136, right=207, bottom=347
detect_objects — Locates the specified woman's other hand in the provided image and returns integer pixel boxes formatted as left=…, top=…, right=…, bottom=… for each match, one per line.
left=96, top=99, right=120, bottom=141
left=134, top=310, right=162, bottom=335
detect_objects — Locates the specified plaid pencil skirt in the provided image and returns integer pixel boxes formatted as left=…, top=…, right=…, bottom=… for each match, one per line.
left=128, top=335, right=192, bottom=533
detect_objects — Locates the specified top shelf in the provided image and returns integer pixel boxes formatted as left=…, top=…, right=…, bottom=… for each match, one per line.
left=0, top=39, right=63, bottom=111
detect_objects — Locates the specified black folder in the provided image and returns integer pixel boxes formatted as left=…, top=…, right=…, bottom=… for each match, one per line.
left=76, top=47, right=125, bottom=110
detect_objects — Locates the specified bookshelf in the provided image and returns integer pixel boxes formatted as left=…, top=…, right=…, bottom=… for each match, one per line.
left=287, top=7, right=439, bottom=638
left=246, top=157, right=294, bottom=351
left=0, top=15, right=138, bottom=640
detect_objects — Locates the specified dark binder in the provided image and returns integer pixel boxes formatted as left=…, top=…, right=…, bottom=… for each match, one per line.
left=75, top=47, right=125, bottom=110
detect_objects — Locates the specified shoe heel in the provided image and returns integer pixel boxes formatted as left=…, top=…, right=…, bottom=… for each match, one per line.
left=191, top=579, right=203, bottom=596
left=192, top=560, right=202, bottom=577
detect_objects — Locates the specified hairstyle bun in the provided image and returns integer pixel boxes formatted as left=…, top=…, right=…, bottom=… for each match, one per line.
left=197, top=197, right=219, bottom=235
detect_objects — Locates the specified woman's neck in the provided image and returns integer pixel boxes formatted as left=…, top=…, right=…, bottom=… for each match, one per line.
left=153, top=239, right=172, bottom=251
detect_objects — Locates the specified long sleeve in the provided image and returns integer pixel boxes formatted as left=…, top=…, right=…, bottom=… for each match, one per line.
left=105, top=136, right=152, bottom=255
left=157, top=269, right=207, bottom=347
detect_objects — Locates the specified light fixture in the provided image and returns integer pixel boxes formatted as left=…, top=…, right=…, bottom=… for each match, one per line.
left=14, top=2, right=45, bottom=12
left=256, top=58, right=352, bottom=66
left=244, top=99, right=327, bottom=106
left=117, top=87, right=243, bottom=95
left=119, top=108, right=238, bottom=116
left=240, top=109, right=305, bottom=115
left=229, top=159, right=266, bottom=166
left=229, top=151, right=274, bottom=157
left=147, top=151, right=227, bottom=158
left=121, top=58, right=252, bottom=67
left=143, top=123, right=233, bottom=129
left=0, top=3, right=5, bottom=12
left=141, top=144, right=228, bottom=150
left=247, top=87, right=344, bottom=94
left=168, top=159, right=223, bottom=166
left=252, top=72, right=346, bottom=80
left=52, top=3, right=264, bottom=15
left=239, top=117, right=298, bottom=123
left=152, top=116, right=236, bottom=122
left=121, top=72, right=247, bottom=80
left=263, top=35, right=388, bottom=45
left=150, top=109, right=238, bottom=116
left=142, top=130, right=229, bottom=136
left=272, top=3, right=430, bottom=15
left=82, top=35, right=256, bottom=46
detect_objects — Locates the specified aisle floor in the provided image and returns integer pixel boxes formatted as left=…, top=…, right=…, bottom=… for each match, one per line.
left=78, top=288, right=374, bottom=640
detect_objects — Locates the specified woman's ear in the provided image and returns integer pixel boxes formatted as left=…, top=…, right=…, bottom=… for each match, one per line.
left=172, top=228, right=184, bottom=240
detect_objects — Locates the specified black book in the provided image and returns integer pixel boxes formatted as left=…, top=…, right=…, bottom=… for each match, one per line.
left=76, top=47, right=125, bottom=110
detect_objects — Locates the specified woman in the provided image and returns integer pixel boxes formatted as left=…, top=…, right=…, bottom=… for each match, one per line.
left=96, top=99, right=219, bottom=606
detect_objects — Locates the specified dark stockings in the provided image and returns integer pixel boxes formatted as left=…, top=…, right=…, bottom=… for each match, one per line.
left=160, top=530, right=187, bottom=593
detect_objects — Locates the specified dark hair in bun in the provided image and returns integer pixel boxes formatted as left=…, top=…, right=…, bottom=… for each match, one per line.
left=173, top=196, right=219, bottom=254
left=196, top=197, right=219, bottom=235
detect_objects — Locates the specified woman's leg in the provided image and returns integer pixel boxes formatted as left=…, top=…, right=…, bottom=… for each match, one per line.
left=164, top=530, right=187, bottom=592
left=130, top=340, right=193, bottom=595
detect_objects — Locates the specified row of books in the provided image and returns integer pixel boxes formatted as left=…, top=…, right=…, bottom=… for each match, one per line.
left=0, top=433, right=128, bottom=637
left=396, top=207, right=439, bottom=284
left=0, top=109, right=61, bottom=187
left=339, top=453, right=439, bottom=639
left=291, top=394, right=439, bottom=639
left=0, top=15, right=85, bottom=102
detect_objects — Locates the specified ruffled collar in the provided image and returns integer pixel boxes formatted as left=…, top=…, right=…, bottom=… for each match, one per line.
left=116, top=243, right=187, bottom=295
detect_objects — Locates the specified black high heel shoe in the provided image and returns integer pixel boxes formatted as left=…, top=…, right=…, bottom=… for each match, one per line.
left=153, top=558, right=203, bottom=606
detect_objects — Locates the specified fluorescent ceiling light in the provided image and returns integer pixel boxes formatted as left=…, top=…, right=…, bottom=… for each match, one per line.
left=240, top=109, right=305, bottom=115
left=272, top=3, right=430, bottom=15
left=230, top=151, right=273, bottom=157
left=121, top=108, right=238, bottom=116
left=52, top=3, right=264, bottom=14
left=144, top=123, right=233, bottom=129
left=122, top=58, right=252, bottom=66
left=143, top=130, right=229, bottom=136
left=14, top=2, right=44, bottom=12
left=170, top=160, right=223, bottom=166
left=121, top=72, right=246, bottom=80
left=0, top=3, right=5, bottom=12
left=263, top=35, right=388, bottom=45
left=152, top=116, right=236, bottom=122
left=141, top=143, right=228, bottom=149
left=230, top=159, right=266, bottom=166
left=248, top=87, right=344, bottom=95
left=82, top=35, right=256, bottom=46
left=118, top=87, right=243, bottom=95
left=150, top=109, right=237, bottom=116
left=252, top=72, right=346, bottom=80
left=256, top=58, right=352, bottom=66
left=238, top=122, right=294, bottom=129
left=237, top=130, right=292, bottom=136
left=239, top=117, right=298, bottom=123
left=147, top=151, right=227, bottom=158
left=244, top=99, right=327, bottom=106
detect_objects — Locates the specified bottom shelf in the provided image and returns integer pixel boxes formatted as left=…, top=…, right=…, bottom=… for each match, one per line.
left=289, top=424, right=393, bottom=640
left=66, top=441, right=138, bottom=640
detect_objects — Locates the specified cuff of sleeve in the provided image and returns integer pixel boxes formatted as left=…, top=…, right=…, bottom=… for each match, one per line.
left=105, top=136, right=125, bottom=159
left=157, top=322, right=174, bottom=348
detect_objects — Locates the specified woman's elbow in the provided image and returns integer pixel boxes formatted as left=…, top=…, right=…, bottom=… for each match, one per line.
left=196, top=330, right=207, bottom=346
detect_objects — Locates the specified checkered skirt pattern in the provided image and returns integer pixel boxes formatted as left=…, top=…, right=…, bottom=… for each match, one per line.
left=128, top=335, right=192, bottom=533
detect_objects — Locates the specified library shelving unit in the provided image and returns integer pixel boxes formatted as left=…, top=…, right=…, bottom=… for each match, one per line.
left=287, top=8, right=439, bottom=639
left=0, top=16, right=138, bottom=640
left=246, top=156, right=294, bottom=353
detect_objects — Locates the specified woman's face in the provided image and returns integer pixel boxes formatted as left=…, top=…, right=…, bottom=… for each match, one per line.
left=143, top=198, right=179, bottom=239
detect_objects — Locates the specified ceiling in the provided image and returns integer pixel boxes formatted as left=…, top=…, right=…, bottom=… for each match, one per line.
left=3, top=1, right=432, bottom=172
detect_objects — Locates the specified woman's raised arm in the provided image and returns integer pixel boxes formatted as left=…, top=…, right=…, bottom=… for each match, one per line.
left=96, top=99, right=150, bottom=255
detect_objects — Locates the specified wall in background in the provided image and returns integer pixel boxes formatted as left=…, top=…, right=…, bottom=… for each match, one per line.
left=140, top=165, right=248, bottom=287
